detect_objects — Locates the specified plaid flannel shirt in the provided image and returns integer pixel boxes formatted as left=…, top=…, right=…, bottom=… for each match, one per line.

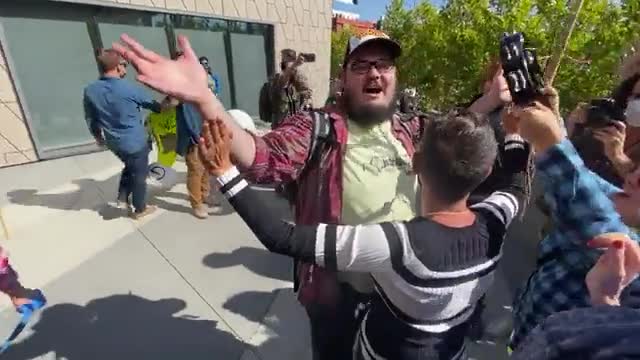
left=510, top=139, right=640, bottom=348
left=511, top=305, right=640, bottom=359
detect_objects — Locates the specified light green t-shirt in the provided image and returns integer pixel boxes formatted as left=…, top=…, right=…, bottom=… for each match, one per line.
left=339, top=119, right=418, bottom=292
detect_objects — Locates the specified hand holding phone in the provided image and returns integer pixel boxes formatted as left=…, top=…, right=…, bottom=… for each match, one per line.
left=499, top=32, right=545, bottom=106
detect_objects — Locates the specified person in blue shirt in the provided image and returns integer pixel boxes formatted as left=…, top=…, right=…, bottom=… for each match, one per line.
left=508, top=84, right=640, bottom=359
left=509, top=89, right=640, bottom=350
left=199, top=56, right=221, bottom=96
left=83, top=49, right=165, bottom=220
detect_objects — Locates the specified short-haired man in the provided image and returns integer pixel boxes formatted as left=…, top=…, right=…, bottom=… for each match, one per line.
left=84, top=49, right=165, bottom=219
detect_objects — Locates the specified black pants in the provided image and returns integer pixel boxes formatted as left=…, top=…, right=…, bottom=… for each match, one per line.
left=305, top=283, right=370, bottom=360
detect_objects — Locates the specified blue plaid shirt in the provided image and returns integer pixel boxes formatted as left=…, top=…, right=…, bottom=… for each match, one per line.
left=511, top=305, right=640, bottom=359
left=511, top=139, right=640, bottom=348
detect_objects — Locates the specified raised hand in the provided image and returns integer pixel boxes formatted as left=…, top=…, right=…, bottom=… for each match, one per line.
left=198, top=119, right=233, bottom=176
left=112, top=34, right=212, bottom=105
left=586, top=234, right=640, bottom=306
left=502, top=106, right=520, bottom=135
left=593, top=121, right=627, bottom=161
left=512, top=89, right=564, bottom=153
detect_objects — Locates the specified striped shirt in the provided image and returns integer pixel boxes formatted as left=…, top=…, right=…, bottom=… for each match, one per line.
left=217, top=135, right=528, bottom=359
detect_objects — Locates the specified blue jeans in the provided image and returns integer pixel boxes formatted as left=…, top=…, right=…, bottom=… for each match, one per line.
left=114, top=146, right=150, bottom=213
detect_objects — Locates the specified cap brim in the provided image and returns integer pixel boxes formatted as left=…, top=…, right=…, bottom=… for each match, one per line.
left=349, top=37, right=402, bottom=61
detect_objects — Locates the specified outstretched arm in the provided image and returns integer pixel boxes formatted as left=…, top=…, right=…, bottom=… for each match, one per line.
left=514, top=89, right=635, bottom=246
left=113, top=34, right=257, bottom=167
left=215, top=167, right=393, bottom=272
left=199, top=118, right=393, bottom=273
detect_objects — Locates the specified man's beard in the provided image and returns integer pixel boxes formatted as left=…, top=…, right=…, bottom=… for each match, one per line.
left=342, top=91, right=397, bottom=127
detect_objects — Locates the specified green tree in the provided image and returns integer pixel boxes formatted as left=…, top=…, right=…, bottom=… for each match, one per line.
left=331, top=25, right=355, bottom=77
left=375, top=0, right=640, bottom=113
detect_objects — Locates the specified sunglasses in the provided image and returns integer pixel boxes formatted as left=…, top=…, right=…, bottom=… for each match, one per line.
left=349, top=59, right=395, bottom=75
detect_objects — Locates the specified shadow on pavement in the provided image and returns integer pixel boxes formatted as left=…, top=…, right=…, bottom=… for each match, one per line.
left=203, top=247, right=292, bottom=282
left=1, top=294, right=246, bottom=360
left=4, top=171, right=205, bottom=220
left=6, top=176, right=121, bottom=218
left=223, top=289, right=282, bottom=323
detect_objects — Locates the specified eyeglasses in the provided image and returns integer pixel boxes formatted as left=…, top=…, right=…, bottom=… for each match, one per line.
left=349, top=59, right=395, bottom=75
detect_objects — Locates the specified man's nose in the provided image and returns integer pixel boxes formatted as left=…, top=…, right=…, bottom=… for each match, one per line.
left=367, top=65, right=381, bottom=78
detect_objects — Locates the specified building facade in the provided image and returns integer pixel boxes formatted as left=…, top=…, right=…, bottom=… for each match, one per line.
left=0, top=0, right=332, bottom=167
left=331, top=14, right=376, bottom=32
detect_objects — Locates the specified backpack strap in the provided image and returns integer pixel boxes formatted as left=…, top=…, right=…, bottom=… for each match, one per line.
left=306, top=110, right=333, bottom=166
left=276, top=110, right=333, bottom=202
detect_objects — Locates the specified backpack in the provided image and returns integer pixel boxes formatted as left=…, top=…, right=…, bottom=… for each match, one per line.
left=276, top=110, right=333, bottom=204
left=272, top=110, right=333, bottom=300
left=258, top=81, right=272, bottom=124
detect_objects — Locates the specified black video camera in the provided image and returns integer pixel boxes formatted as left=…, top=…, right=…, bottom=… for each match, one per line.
left=583, top=98, right=626, bottom=129
left=499, top=32, right=545, bottom=105
left=570, top=98, right=627, bottom=187
left=300, top=53, right=316, bottom=62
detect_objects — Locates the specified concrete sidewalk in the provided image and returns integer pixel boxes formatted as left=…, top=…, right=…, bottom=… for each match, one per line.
left=0, top=145, right=543, bottom=359
left=0, top=149, right=311, bottom=360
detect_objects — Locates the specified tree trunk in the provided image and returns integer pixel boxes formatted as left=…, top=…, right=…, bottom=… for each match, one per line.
left=543, top=0, right=585, bottom=85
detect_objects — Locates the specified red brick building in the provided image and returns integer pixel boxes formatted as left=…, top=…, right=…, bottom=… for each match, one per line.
left=332, top=14, right=377, bottom=32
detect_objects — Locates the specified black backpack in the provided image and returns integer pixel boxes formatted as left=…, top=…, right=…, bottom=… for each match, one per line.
left=258, top=80, right=272, bottom=124
left=276, top=110, right=334, bottom=205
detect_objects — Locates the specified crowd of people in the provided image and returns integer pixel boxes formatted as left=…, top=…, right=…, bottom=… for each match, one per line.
left=2, top=25, right=640, bottom=359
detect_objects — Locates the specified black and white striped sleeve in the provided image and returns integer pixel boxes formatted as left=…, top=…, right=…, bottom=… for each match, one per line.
left=217, top=166, right=394, bottom=273
left=471, top=191, right=519, bottom=227
left=471, top=133, right=529, bottom=228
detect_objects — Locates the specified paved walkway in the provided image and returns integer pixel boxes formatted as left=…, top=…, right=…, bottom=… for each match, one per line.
left=0, top=145, right=546, bottom=359
left=0, top=149, right=310, bottom=360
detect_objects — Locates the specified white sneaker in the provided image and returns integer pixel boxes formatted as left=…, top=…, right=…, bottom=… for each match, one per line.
left=193, top=204, right=209, bottom=219
left=131, top=205, right=157, bottom=220
left=116, top=200, right=131, bottom=212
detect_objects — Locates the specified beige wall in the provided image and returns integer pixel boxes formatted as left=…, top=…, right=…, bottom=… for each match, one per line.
left=0, top=40, right=37, bottom=167
left=0, top=0, right=332, bottom=167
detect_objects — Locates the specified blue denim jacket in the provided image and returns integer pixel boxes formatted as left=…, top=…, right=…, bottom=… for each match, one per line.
left=84, top=77, right=160, bottom=154
left=176, top=103, right=203, bottom=157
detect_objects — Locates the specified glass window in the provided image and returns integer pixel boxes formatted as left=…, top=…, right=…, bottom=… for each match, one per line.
left=229, top=32, right=269, bottom=117
left=0, top=1, right=100, bottom=153
left=97, top=10, right=170, bottom=103
left=171, top=16, right=232, bottom=108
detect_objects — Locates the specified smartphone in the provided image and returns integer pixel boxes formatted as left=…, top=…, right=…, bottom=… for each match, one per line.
left=300, top=53, right=316, bottom=62
left=499, top=32, right=544, bottom=105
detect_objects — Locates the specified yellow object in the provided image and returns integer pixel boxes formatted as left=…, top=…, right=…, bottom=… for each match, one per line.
left=341, top=119, right=417, bottom=226
left=339, top=119, right=418, bottom=292
left=148, top=109, right=178, bottom=167
left=0, top=207, right=9, bottom=240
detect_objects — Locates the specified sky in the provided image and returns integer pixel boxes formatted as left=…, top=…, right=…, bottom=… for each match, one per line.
left=333, top=0, right=446, bottom=21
